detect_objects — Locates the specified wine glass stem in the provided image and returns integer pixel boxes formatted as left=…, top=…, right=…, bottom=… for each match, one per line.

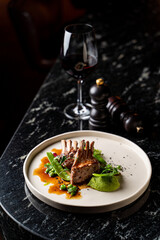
left=77, top=79, right=83, bottom=112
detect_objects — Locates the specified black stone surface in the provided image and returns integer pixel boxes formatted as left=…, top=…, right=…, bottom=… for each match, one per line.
left=1, top=1, right=160, bottom=239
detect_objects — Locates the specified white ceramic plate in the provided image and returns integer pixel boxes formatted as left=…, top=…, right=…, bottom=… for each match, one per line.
left=23, top=130, right=152, bottom=213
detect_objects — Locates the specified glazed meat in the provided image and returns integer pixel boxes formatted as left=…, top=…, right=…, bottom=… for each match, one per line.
left=61, top=140, right=78, bottom=169
left=60, top=139, right=100, bottom=184
left=70, top=140, right=100, bottom=184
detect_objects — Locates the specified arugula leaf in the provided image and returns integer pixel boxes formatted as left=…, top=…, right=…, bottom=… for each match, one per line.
left=93, top=149, right=106, bottom=166
left=101, top=164, right=122, bottom=176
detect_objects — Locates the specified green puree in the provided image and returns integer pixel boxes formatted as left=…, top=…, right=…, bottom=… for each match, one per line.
left=90, top=149, right=122, bottom=192
left=88, top=175, right=120, bottom=192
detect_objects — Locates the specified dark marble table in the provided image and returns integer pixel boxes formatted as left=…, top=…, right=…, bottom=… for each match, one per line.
left=1, top=2, right=160, bottom=239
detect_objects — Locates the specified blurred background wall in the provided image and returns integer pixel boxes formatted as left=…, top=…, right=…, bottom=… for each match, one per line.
left=1, top=0, right=160, bottom=155
left=0, top=0, right=86, bottom=155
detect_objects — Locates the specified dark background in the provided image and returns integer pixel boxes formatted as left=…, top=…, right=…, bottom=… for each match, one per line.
left=1, top=1, right=160, bottom=239
left=0, top=0, right=87, bottom=156
left=1, top=0, right=160, bottom=156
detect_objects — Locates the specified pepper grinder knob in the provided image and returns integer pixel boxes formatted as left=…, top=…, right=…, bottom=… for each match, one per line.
left=107, top=96, right=144, bottom=134
left=89, top=78, right=110, bottom=130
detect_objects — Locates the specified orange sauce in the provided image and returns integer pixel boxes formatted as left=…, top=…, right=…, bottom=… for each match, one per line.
left=33, top=150, right=82, bottom=199
left=51, top=148, right=62, bottom=155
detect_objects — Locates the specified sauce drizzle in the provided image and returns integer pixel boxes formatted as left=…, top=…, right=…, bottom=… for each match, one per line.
left=33, top=149, right=82, bottom=199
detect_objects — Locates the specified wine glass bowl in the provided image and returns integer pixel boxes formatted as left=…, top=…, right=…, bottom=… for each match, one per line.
left=61, top=23, right=98, bottom=120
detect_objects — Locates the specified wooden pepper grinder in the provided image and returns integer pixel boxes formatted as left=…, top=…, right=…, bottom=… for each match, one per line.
left=89, top=78, right=110, bottom=130
left=107, top=96, right=144, bottom=134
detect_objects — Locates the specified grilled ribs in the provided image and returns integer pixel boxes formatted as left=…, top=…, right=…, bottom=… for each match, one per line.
left=61, top=139, right=100, bottom=184
left=61, top=140, right=78, bottom=169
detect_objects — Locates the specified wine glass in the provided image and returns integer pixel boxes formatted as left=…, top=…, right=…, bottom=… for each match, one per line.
left=61, top=23, right=98, bottom=120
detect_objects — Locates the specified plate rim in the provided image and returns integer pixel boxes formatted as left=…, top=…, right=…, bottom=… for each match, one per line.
left=23, top=130, right=152, bottom=213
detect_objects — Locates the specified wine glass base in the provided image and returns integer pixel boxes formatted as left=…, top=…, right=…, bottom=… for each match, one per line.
left=64, top=103, right=91, bottom=120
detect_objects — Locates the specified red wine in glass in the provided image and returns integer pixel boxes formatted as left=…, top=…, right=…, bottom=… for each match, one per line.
left=61, top=54, right=98, bottom=80
left=61, top=24, right=98, bottom=120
